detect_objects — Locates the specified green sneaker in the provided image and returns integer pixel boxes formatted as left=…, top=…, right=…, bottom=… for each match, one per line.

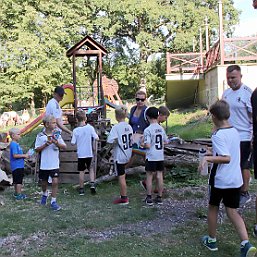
left=240, top=242, right=257, bottom=257
left=201, top=235, right=218, bottom=251
left=15, top=194, right=27, bottom=200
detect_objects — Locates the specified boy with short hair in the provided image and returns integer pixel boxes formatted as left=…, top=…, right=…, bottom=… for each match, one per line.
left=141, top=106, right=168, bottom=206
left=140, top=105, right=170, bottom=192
left=107, top=105, right=133, bottom=205
left=35, top=115, right=66, bottom=211
left=158, top=106, right=170, bottom=124
left=71, top=110, right=99, bottom=195
left=9, top=128, right=29, bottom=200
left=199, top=100, right=256, bottom=257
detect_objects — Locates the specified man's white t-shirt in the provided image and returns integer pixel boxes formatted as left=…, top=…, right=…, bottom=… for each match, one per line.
left=209, top=127, right=243, bottom=189
left=35, top=132, right=66, bottom=170
left=222, top=84, right=252, bottom=141
left=107, top=122, right=133, bottom=164
left=71, top=124, right=99, bottom=158
left=143, top=123, right=168, bottom=161
left=45, top=98, right=62, bottom=119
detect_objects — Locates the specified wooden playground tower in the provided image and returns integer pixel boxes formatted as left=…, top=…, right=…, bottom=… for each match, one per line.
left=59, top=36, right=112, bottom=183
left=66, top=35, right=108, bottom=118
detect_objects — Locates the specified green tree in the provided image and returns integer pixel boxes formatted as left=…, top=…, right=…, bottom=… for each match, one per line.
left=0, top=0, right=240, bottom=110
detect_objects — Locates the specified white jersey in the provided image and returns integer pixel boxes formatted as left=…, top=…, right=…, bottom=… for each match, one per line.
left=143, top=123, right=168, bottom=161
left=209, top=127, right=243, bottom=189
left=45, top=98, right=62, bottom=119
left=222, top=84, right=252, bottom=141
left=107, top=122, right=133, bottom=164
left=71, top=124, right=99, bottom=158
left=35, top=131, right=66, bottom=170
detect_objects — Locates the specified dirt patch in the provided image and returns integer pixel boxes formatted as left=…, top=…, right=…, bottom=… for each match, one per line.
left=1, top=185, right=255, bottom=256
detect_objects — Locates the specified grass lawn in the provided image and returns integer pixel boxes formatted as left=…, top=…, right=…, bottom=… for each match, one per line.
left=1, top=107, right=257, bottom=257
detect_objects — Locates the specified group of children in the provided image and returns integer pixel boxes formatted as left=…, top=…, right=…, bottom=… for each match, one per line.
left=7, top=100, right=257, bottom=257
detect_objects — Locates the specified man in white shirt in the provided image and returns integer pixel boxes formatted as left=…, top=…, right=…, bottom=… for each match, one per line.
left=45, top=86, right=72, bottom=136
left=222, top=65, right=253, bottom=207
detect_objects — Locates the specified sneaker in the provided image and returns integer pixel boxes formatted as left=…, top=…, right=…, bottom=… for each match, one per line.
left=51, top=201, right=61, bottom=211
left=240, top=192, right=251, bottom=207
left=155, top=196, right=163, bottom=205
left=253, top=225, right=257, bottom=237
left=201, top=235, right=218, bottom=251
left=15, top=194, right=27, bottom=200
left=145, top=195, right=153, bottom=206
left=140, top=180, right=147, bottom=191
left=40, top=195, right=48, bottom=205
left=240, top=242, right=257, bottom=257
left=90, top=183, right=97, bottom=195
left=113, top=197, right=129, bottom=205
left=79, top=188, right=85, bottom=196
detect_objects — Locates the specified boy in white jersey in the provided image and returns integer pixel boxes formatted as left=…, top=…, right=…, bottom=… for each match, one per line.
left=222, top=65, right=253, bottom=207
left=71, top=110, right=99, bottom=195
left=140, top=106, right=170, bottom=193
left=35, top=115, right=66, bottom=211
left=141, top=107, right=168, bottom=206
left=199, top=100, right=256, bottom=257
left=107, top=105, right=133, bottom=205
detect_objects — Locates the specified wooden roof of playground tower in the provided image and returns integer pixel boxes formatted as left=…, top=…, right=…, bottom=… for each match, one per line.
left=66, top=35, right=107, bottom=57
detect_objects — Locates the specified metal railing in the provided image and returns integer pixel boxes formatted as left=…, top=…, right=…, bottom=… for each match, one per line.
left=166, top=36, right=257, bottom=74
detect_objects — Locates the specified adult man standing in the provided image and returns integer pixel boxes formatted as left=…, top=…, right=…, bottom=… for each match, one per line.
left=222, top=65, right=253, bottom=207
left=46, top=86, right=73, bottom=136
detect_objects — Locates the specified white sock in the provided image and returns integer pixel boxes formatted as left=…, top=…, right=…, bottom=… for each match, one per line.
left=208, top=236, right=216, bottom=242
left=241, top=240, right=249, bottom=246
left=42, top=191, right=48, bottom=197
left=51, top=197, right=56, bottom=204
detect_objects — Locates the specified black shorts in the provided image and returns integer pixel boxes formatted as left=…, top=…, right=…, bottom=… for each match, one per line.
left=240, top=141, right=252, bottom=169
left=208, top=186, right=240, bottom=209
left=77, top=158, right=92, bottom=171
left=12, top=168, right=24, bottom=184
left=253, top=139, right=257, bottom=179
left=114, top=162, right=127, bottom=176
left=145, top=159, right=164, bottom=172
left=39, top=169, right=59, bottom=181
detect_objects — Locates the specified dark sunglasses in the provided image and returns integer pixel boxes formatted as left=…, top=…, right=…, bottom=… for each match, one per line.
left=136, top=98, right=145, bottom=102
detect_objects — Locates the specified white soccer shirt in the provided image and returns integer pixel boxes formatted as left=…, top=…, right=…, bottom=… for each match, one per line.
left=107, top=122, right=133, bottom=164
left=45, top=98, right=62, bottom=119
left=71, top=124, right=99, bottom=158
left=143, top=123, right=168, bottom=161
left=35, top=132, right=66, bottom=170
left=222, top=84, right=252, bottom=141
left=210, top=127, right=243, bottom=189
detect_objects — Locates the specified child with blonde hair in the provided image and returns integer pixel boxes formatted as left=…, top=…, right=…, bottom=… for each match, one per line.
left=35, top=115, right=66, bottom=211
left=71, top=110, right=99, bottom=195
left=9, top=128, right=29, bottom=200
left=107, top=105, right=133, bottom=205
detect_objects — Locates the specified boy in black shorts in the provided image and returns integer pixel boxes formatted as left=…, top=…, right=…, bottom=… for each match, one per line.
left=9, top=128, right=29, bottom=200
left=35, top=115, right=66, bottom=211
left=71, top=110, right=99, bottom=195
left=199, top=100, right=256, bottom=257
left=141, top=107, right=168, bottom=206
